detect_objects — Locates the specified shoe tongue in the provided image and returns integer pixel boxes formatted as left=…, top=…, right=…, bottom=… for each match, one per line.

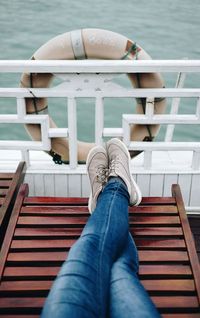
left=109, top=171, right=118, bottom=177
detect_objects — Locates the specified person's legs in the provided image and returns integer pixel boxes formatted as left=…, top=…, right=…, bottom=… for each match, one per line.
left=41, top=140, right=142, bottom=318
left=110, top=233, right=161, bottom=318
left=41, top=177, right=130, bottom=318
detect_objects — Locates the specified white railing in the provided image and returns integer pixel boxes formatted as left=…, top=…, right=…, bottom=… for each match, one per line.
left=0, top=60, right=200, bottom=169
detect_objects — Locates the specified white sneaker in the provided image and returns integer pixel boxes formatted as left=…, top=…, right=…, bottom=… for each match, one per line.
left=86, top=145, right=109, bottom=213
left=106, top=138, right=142, bottom=206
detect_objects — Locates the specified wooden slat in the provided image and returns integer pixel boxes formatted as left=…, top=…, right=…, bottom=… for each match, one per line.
left=0, top=189, right=8, bottom=196
left=4, top=266, right=194, bottom=282
left=20, top=206, right=89, bottom=214
left=18, top=205, right=178, bottom=215
left=11, top=239, right=76, bottom=250
left=14, top=227, right=82, bottom=238
left=152, top=296, right=199, bottom=308
left=0, top=173, right=14, bottom=179
left=23, top=196, right=176, bottom=206
left=129, top=216, right=180, bottom=225
left=3, top=266, right=60, bottom=278
left=141, top=279, right=195, bottom=292
left=139, top=265, right=192, bottom=277
left=11, top=238, right=185, bottom=251
left=14, top=227, right=183, bottom=238
left=0, top=280, right=53, bottom=295
left=0, top=280, right=52, bottom=292
left=129, top=206, right=178, bottom=214
left=134, top=238, right=186, bottom=249
left=138, top=251, right=189, bottom=262
left=7, top=250, right=189, bottom=263
left=139, top=197, right=176, bottom=205
left=131, top=227, right=183, bottom=237
left=17, top=216, right=88, bottom=226
left=7, top=251, right=67, bottom=262
left=0, top=181, right=12, bottom=188
left=24, top=197, right=88, bottom=205
left=0, top=297, right=45, bottom=308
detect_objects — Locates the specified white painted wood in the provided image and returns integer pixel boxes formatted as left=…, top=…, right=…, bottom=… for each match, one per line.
left=149, top=174, right=164, bottom=196
left=68, top=174, right=81, bottom=197
left=144, top=151, right=152, bottom=170
left=192, top=151, right=200, bottom=170
left=81, top=174, right=90, bottom=197
left=44, top=174, right=55, bottom=196
left=190, top=174, right=200, bottom=206
left=21, top=150, right=30, bottom=167
left=177, top=174, right=192, bottom=206
left=68, top=97, right=78, bottom=169
left=163, top=174, right=178, bottom=196
left=34, top=174, right=45, bottom=196
left=0, top=60, right=200, bottom=73
left=95, top=97, right=104, bottom=145
left=24, top=174, right=35, bottom=196
left=55, top=174, right=68, bottom=197
left=137, top=174, right=150, bottom=196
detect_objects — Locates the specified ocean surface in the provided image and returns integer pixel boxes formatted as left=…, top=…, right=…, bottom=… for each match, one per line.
left=0, top=0, right=200, bottom=142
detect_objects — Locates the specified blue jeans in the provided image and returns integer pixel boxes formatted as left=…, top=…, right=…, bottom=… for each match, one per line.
left=41, top=177, right=161, bottom=318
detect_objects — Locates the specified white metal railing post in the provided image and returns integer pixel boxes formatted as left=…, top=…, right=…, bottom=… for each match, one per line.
left=165, top=72, right=186, bottom=141
left=143, top=97, right=154, bottom=168
left=145, top=97, right=155, bottom=118
left=122, top=116, right=130, bottom=146
left=196, top=96, right=200, bottom=118
left=95, top=96, right=104, bottom=145
left=68, top=97, right=78, bottom=169
left=40, top=115, right=51, bottom=151
left=17, top=98, right=26, bottom=118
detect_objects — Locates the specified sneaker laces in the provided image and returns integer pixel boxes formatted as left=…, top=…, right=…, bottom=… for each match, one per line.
left=109, top=156, right=120, bottom=175
left=96, top=164, right=109, bottom=184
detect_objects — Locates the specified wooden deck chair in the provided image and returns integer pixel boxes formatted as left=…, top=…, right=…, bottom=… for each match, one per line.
left=0, top=183, right=199, bottom=317
left=0, top=162, right=26, bottom=247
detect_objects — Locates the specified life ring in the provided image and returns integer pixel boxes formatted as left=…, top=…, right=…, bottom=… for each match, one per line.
left=20, top=28, right=166, bottom=164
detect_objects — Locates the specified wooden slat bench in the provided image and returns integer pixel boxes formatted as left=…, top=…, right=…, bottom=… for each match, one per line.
left=0, top=162, right=26, bottom=248
left=0, top=183, right=199, bottom=317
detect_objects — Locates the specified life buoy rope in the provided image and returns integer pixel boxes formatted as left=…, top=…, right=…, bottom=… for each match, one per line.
left=20, top=29, right=166, bottom=164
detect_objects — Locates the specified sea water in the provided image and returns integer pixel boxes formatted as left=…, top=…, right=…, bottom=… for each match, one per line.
left=0, top=0, right=200, bottom=142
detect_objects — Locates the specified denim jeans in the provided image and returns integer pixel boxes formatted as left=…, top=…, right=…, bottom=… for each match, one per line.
left=41, top=177, right=161, bottom=318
